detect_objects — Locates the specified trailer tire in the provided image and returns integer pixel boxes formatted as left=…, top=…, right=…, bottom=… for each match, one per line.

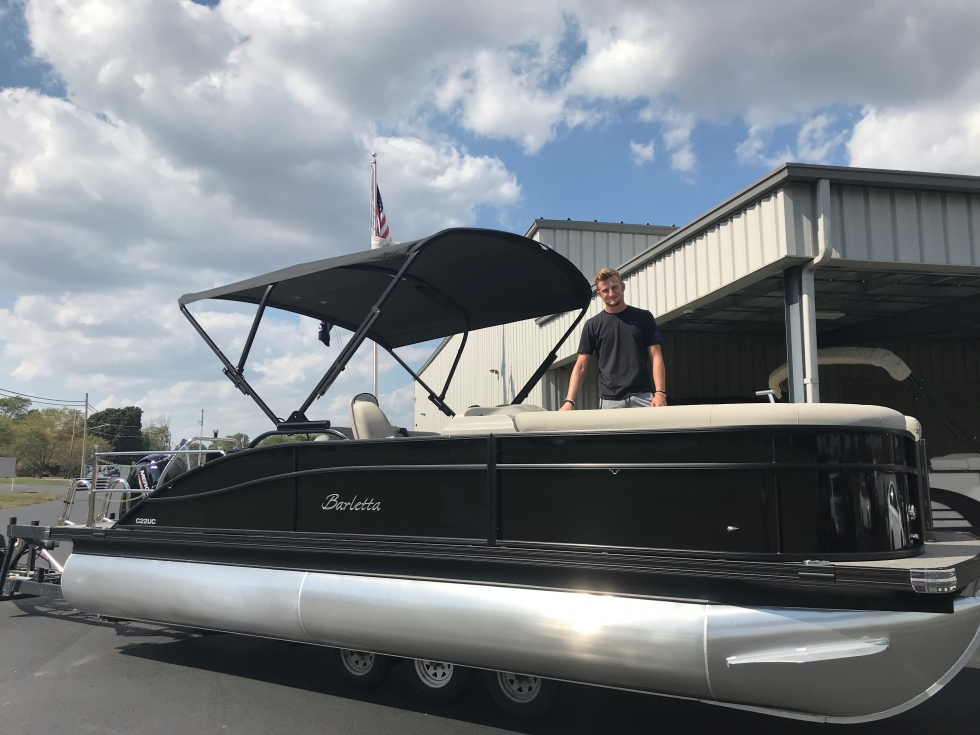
left=407, top=659, right=470, bottom=702
left=333, top=648, right=393, bottom=688
left=484, top=670, right=557, bottom=718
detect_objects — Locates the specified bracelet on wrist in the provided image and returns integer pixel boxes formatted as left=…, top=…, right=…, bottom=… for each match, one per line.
left=562, top=399, right=575, bottom=407
left=655, top=391, right=667, bottom=397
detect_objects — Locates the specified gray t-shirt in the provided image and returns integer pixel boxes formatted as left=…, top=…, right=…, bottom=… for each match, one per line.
left=577, top=306, right=662, bottom=400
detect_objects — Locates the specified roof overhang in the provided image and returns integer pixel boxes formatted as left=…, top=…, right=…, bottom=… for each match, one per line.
left=618, top=163, right=980, bottom=280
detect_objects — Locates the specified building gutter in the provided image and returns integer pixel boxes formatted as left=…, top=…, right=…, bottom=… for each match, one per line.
left=800, top=179, right=833, bottom=402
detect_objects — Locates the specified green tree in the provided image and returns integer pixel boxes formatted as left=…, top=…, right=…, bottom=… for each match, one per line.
left=46, top=408, right=84, bottom=477
left=88, top=406, right=146, bottom=453
left=143, top=415, right=172, bottom=451
left=0, top=416, right=15, bottom=454
left=0, top=396, right=32, bottom=422
left=16, top=426, right=52, bottom=477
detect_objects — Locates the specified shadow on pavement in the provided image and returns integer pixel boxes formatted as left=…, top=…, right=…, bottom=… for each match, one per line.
left=113, top=627, right=980, bottom=735
left=10, top=595, right=207, bottom=642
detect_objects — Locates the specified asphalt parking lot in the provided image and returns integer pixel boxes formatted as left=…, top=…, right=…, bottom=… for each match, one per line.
left=3, top=498, right=980, bottom=735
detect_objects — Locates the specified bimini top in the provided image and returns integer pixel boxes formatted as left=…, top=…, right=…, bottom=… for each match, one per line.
left=180, top=228, right=592, bottom=348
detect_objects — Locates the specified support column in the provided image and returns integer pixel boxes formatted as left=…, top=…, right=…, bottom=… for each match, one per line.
left=783, top=266, right=806, bottom=403
left=800, top=267, right=820, bottom=402
left=800, top=178, right=832, bottom=403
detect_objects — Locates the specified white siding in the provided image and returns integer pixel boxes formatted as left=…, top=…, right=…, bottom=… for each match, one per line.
left=532, top=227, right=670, bottom=278
left=831, top=186, right=980, bottom=266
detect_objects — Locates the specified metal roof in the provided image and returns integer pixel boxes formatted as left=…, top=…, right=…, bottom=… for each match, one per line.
left=525, top=219, right=677, bottom=238
left=618, top=163, right=980, bottom=279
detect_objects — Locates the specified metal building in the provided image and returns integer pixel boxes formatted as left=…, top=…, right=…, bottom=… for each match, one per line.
left=414, top=163, right=980, bottom=461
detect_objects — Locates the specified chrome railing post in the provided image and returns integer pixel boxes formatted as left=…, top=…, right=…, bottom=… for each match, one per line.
left=86, top=446, right=99, bottom=527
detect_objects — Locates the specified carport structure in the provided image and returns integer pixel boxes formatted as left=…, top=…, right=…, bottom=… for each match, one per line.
left=642, top=164, right=980, bottom=407
left=414, top=164, right=980, bottom=459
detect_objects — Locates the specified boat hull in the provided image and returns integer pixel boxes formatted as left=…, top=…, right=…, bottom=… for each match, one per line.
left=62, top=552, right=980, bottom=722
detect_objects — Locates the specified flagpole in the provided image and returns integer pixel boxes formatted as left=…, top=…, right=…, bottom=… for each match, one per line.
left=371, top=153, right=377, bottom=244
left=371, top=153, right=379, bottom=398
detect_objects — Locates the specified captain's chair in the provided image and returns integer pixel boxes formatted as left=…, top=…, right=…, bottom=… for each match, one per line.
left=349, top=393, right=396, bottom=440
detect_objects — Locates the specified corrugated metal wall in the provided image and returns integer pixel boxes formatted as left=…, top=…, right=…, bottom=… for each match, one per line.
left=830, top=186, right=980, bottom=266
left=661, top=331, right=786, bottom=401
left=819, top=338, right=980, bottom=458
left=532, top=227, right=669, bottom=278
left=645, top=187, right=814, bottom=321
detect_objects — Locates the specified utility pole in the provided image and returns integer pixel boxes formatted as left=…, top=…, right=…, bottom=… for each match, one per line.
left=79, top=392, right=89, bottom=479
left=67, top=409, right=78, bottom=479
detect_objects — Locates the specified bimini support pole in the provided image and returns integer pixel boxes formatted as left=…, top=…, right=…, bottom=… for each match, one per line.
left=384, top=345, right=455, bottom=417
left=511, top=304, right=590, bottom=405
left=296, top=249, right=421, bottom=417
left=237, top=283, right=275, bottom=374
left=180, top=304, right=282, bottom=425
left=439, top=331, right=468, bottom=403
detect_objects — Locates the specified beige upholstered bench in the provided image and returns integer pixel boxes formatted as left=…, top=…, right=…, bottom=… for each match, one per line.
left=441, top=402, right=911, bottom=436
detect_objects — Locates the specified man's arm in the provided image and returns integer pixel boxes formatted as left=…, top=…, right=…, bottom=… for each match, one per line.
left=561, top=353, right=591, bottom=411
left=649, top=344, right=666, bottom=407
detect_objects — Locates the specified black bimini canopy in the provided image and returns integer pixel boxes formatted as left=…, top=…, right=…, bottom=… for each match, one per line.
left=181, top=228, right=591, bottom=348
left=179, top=228, right=593, bottom=428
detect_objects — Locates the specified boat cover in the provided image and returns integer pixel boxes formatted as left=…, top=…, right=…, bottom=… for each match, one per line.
left=179, top=228, right=592, bottom=348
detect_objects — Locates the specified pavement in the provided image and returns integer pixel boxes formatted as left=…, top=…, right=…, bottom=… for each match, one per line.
left=2, top=500, right=980, bottom=735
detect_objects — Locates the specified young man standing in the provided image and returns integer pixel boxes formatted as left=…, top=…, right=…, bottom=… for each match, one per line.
left=560, top=268, right=666, bottom=410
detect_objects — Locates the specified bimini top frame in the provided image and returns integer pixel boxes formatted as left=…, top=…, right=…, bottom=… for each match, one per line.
left=179, top=228, right=593, bottom=429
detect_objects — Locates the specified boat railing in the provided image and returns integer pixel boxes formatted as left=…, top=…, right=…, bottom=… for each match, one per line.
left=85, top=482, right=135, bottom=527
left=58, top=446, right=232, bottom=526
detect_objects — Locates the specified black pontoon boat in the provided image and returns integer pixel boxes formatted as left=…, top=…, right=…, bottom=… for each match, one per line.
left=6, top=228, right=980, bottom=721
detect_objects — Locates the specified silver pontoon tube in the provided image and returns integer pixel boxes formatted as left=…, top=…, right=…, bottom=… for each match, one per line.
left=62, top=554, right=980, bottom=723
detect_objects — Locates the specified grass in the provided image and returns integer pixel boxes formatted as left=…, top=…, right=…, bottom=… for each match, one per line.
left=0, top=492, right=64, bottom=510
left=3, top=477, right=69, bottom=486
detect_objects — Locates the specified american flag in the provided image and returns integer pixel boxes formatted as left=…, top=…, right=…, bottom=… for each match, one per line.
left=374, top=185, right=390, bottom=240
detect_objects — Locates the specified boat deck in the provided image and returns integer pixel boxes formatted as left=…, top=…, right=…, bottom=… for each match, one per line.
left=839, top=532, right=980, bottom=569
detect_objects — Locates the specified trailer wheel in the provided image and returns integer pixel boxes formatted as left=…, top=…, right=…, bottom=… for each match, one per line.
left=484, top=670, right=558, bottom=717
left=333, top=648, right=392, bottom=688
left=406, top=659, right=470, bottom=701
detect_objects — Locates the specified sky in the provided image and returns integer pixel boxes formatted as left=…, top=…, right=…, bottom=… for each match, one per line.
left=2, top=0, right=980, bottom=443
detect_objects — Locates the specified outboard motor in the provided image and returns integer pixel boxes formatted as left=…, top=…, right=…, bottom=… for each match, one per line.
left=125, top=454, right=188, bottom=491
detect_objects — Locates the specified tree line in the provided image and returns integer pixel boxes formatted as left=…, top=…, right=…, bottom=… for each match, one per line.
left=0, top=397, right=173, bottom=478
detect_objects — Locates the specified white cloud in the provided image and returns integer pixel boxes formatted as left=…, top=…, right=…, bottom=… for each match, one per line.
left=848, top=98, right=980, bottom=174
left=630, top=139, right=655, bottom=166
left=736, top=114, right=849, bottom=169
left=797, top=115, right=848, bottom=163
left=436, top=50, right=571, bottom=154
left=369, top=134, right=520, bottom=235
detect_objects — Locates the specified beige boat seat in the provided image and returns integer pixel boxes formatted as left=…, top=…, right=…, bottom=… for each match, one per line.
left=440, top=404, right=546, bottom=435
left=441, top=402, right=911, bottom=436
left=350, top=393, right=396, bottom=440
